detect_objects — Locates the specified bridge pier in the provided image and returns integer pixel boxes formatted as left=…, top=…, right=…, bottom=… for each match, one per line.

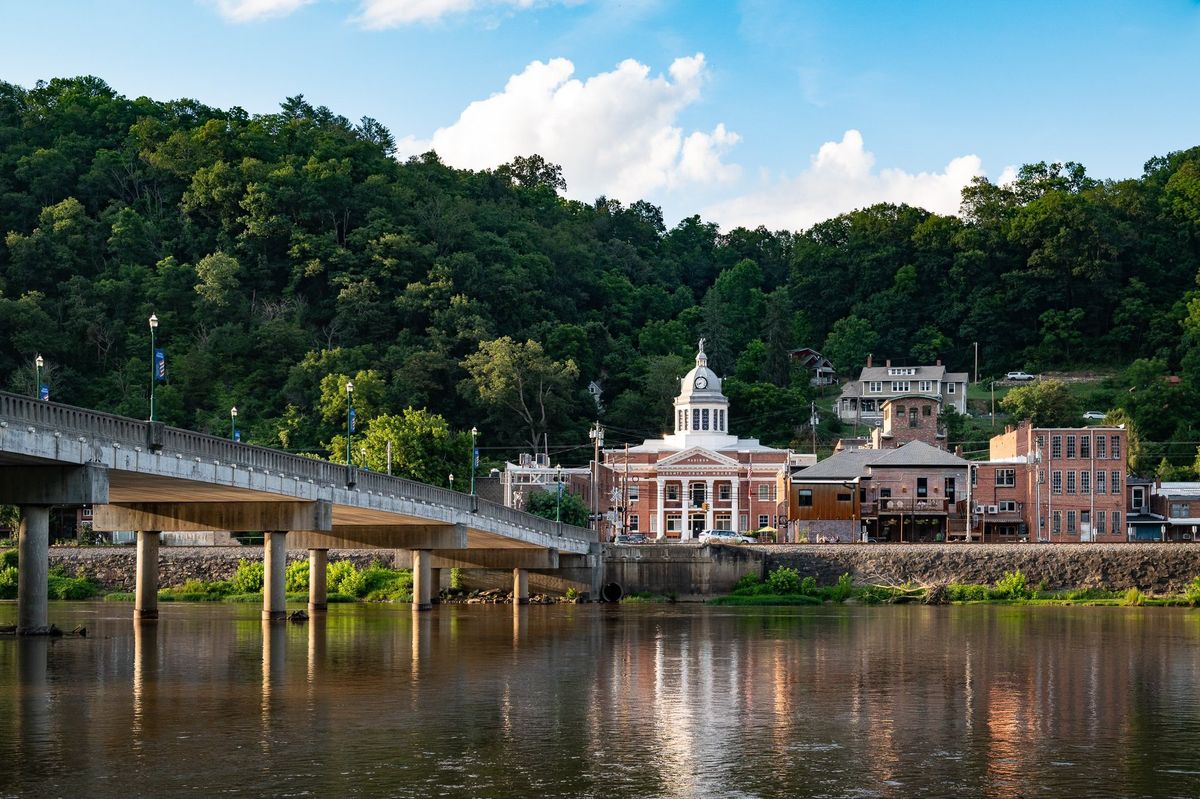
left=135, top=531, right=161, bottom=620
left=429, top=568, right=442, bottom=605
left=412, top=550, right=432, bottom=611
left=308, top=548, right=328, bottom=612
left=263, top=531, right=288, bottom=621
left=513, top=568, right=529, bottom=605
left=16, top=505, right=49, bottom=635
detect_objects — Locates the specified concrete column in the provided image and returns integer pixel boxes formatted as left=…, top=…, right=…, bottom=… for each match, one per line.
left=655, top=479, right=666, bottom=540
left=705, top=478, right=715, bottom=530
left=307, top=548, right=328, bottom=612
left=681, top=480, right=691, bottom=540
left=135, top=530, right=161, bottom=621
left=731, top=473, right=740, bottom=533
left=412, top=549, right=432, bottom=611
left=429, top=567, right=442, bottom=605
left=262, top=531, right=288, bottom=621
left=513, top=568, right=529, bottom=605
left=17, top=505, right=49, bottom=635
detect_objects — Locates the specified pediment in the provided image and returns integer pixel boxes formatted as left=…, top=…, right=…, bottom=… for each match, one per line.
left=657, top=447, right=740, bottom=469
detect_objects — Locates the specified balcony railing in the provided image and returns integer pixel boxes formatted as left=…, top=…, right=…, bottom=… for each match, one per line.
left=863, top=497, right=950, bottom=515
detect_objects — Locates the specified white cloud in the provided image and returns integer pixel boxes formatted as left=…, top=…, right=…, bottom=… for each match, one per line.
left=396, top=54, right=741, bottom=202
left=354, top=0, right=559, bottom=28
left=210, top=0, right=315, bottom=22
left=701, top=130, right=990, bottom=231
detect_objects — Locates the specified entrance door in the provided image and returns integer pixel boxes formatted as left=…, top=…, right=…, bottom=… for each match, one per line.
left=944, top=477, right=955, bottom=504
left=691, top=516, right=706, bottom=536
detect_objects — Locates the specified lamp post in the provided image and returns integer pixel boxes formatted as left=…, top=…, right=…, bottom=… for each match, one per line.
left=230, top=406, right=238, bottom=441
left=34, top=354, right=44, bottom=400
left=449, top=473, right=455, bottom=492
left=148, top=314, right=158, bottom=422
left=555, top=464, right=563, bottom=523
left=470, top=426, right=479, bottom=496
left=589, top=422, right=604, bottom=532
left=345, top=380, right=354, bottom=466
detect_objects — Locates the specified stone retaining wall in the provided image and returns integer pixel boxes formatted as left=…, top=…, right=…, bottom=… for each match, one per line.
left=48, top=546, right=396, bottom=591
left=759, top=543, right=1200, bottom=594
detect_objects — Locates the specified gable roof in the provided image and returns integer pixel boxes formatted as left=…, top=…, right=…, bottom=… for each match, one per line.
left=870, top=440, right=968, bottom=468
left=656, top=446, right=740, bottom=468
left=793, top=448, right=885, bottom=480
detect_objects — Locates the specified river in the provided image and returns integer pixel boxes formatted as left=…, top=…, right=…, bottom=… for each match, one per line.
left=2, top=601, right=1199, bottom=798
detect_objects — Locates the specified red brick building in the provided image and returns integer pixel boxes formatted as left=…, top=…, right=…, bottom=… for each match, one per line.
left=602, top=342, right=800, bottom=541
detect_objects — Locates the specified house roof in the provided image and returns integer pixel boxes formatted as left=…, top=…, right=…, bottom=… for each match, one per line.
left=856, top=365, right=969, bottom=383
left=1158, top=482, right=1200, bottom=498
left=792, top=448, right=884, bottom=480
left=870, top=440, right=969, bottom=468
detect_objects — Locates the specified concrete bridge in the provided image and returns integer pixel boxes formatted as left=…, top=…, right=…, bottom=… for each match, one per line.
left=0, top=392, right=599, bottom=633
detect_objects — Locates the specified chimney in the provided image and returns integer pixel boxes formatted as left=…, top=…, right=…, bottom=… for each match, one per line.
left=936, top=359, right=941, bottom=367
left=885, top=359, right=891, bottom=368
left=954, top=445, right=963, bottom=457
left=867, top=353, right=872, bottom=368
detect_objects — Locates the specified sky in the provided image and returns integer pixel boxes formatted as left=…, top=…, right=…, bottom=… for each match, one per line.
left=2, top=0, right=1200, bottom=231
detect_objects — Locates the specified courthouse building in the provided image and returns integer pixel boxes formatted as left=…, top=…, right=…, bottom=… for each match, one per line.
left=603, top=342, right=807, bottom=540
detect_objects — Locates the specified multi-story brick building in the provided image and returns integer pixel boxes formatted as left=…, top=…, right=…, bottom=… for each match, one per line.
left=835, top=357, right=968, bottom=424
left=869, top=394, right=947, bottom=450
left=603, top=342, right=807, bottom=541
left=983, top=420, right=1128, bottom=542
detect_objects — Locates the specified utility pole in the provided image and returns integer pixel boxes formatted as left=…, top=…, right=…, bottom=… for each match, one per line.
left=810, top=401, right=818, bottom=455
left=990, top=381, right=995, bottom=430
left=589, top=421, right=604, bottom=533
left=623, top=442, right=630, bottom=535
left=973, top=341, right=979, bottom=385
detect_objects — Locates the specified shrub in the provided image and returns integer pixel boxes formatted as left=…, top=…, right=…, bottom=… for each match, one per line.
left=829, top=573, right=854, bottom=602
left=229, top=559, right=264, bottom=594
left=285, top=560, right=309, bottom=593
left=1184, top=577, right=1200, bottom=606
left=766, top=566, right=803, bottom=595
left=47, top=573, right=101, bottom=600
left=326, top=560, right=358, bottom=595
left=733, top=572, right=763, bottom=594
left=0, top=565, right=17, bottom=599
left=1121, top=587, right=1146, bottom=606
left=564, top=587, right=579, bottom=601
left=991, top=570, right=1031, bottom=600
left=946, top=583, right=991, bottom=602
left=2, top=548, right=17, bottom=569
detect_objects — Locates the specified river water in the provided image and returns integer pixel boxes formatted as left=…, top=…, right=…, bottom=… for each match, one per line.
left=2, top=601, right=1200, bottom=798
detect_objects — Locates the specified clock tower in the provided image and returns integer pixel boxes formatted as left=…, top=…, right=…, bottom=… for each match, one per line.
left=668, top=339, right=736, bottom=449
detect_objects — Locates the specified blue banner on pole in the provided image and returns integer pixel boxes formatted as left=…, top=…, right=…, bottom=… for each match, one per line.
left=38, top=384, right=49, bottom=401
left=349, top=407, right=357, bottom=433
left=234, top=429, right=241, bottom=442
left=473, top=447, right=480, bottom=467
left=154, top=348, right=167, bottom=382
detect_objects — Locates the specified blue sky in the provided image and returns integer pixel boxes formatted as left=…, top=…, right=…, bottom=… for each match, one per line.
left=2, top=0, right=1199, bottom=229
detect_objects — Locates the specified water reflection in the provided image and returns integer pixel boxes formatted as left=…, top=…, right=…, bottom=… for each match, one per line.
left=2, top=603, right=1200, bottom=798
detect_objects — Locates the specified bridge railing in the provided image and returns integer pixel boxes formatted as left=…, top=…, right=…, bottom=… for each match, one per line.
left=0, top=392, right=595, bottom=543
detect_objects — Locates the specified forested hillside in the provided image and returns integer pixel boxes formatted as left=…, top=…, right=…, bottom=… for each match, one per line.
left=2, top=77, right=1200, bottom=477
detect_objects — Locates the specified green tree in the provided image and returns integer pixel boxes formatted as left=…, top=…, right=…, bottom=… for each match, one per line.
left=525, top=486, right=589, bottom=527
left=1000, top=379, right=1080, bottom=427
left=822, top=315, right=878, bottom=376
left=331, top=408, right=467, bottom=486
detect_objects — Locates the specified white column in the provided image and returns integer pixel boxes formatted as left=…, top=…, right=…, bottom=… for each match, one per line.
left=731, top=474, right=740, bottom=533
left=656, top=478, right=666, bottom=540
left=682, top=479, right=691, bottom=540
left=705, top=478, right=715, bottom=530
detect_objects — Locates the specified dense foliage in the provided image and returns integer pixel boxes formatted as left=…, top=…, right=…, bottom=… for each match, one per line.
left=3, top=77, right=1200, bottom=472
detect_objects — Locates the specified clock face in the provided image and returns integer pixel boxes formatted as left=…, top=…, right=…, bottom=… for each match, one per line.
left=694, top=376, right=708, bottom=389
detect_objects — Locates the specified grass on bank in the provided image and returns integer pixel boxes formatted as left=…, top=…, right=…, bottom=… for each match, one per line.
left=711, top=567, right=1200, bottom=607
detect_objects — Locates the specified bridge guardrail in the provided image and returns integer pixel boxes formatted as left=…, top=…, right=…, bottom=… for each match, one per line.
left=0, top=392, right=594, bottom=543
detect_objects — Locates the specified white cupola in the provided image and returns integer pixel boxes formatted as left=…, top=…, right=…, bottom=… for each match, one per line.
left=666, top=339, right=737, bottom=448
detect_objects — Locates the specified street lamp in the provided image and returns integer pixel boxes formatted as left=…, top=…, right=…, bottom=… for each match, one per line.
left=230, top=406, right=238, bottom=441
left=449, top=473, right=455, bottom=491
left=555, top=464, right=563, bottom=523
left=470, top=426, right=479, bottom=497
left=34, top=354, right=44, bottom=400
left=345, top=380, right=354, bottom=466
left=148, top=314, right=158, bottom=422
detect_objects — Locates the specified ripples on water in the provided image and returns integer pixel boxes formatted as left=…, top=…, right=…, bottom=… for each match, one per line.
left=2, top=602, right=1200, bottom=798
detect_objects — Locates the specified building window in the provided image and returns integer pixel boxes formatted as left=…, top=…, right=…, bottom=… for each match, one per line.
left=971, top=467, right=977, bottom=487
left=1096, top=435, right=1106, bottom=459
left=1066, top=471, right=1076, bottom=494
left=1113, top=511, right=1122, bottom=534
left=1051, top=435, right=1062, bottom=458
left=629, top=515, right=639, bottom=531
left=879, top=488, right=892, bottom=498
left=1066, top=435, right=1076, bottom=459
left=1110, top=435, right=1121, bottom=460
left=667, top=515, right=680, bottom=532
left=650, top=515, right=658, bottom=533
left=1170, top=503, right=1190, bottom=519
left=1080, top=470, right=1090, bottom=495
left=628, top=483, right=639, bottom=501
left=1080, top=435, right=1091, bottom=458
left=797, top=489, right=813, bottom=507
left=758, top=514, right=770, bottom=529
left=1096, top=471, right=1106, bottom=495
left=701, top=408, right=710, bottom=431
left=836, top=493, right=852, bottom=502
left=923, top=404, right=932, bottom=416
left=1097, top=511, right=1106, bottom=534
left=1052, top=471, right=1062, bottom=495
left=692, top=409, right=700, bottom=430
left=916, top=477, right=928, bottom=497
left=947, top=383, right=956, bottom=394
left=995, top=468, right=1016, bottom=487
left=691, top=483, right=706, bottom=507
left=895, top=404, right=905, bottom=416
left=1111, top=471, right=1121, bottom=495
left=868, top=381, right=883, bottom=393
left=909, top=408, right=918, bottom=427
left=757, top=484, right=771, bottom=501
left=1067, top=510, right=1076, bottom=533
left=1131, top=486, right=1145, bottom=510
left=1053, top=511, right=1062, bottom=533
left=719, top=484, right=731, bottom=501
left=999, top=500, right=1017, bottom=512
left=739, top=513, right=748, bottom=530
left=1036, top=434, right=1045, bottom=451
left=666, top=484, right=679, bottom=501
left=718, top=410, right=725, bottom=431
left=1081, top=510, right=1090, bottom=532
left=891, top=381, right=910, bottom=392
left=919, top=380, right=932, bottom=393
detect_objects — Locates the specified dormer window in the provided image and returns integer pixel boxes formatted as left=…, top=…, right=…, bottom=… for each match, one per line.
left=887, top=368, right=916, bottom=376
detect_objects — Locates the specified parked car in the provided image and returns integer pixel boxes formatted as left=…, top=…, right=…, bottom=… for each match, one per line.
left=698, top=529, right=754, bottom=544
left=615, top=533, right=649, bottom=544
left=1004, top=371, right=1037, bottom=381
left=1082, top=410, right=1106, bottom=421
